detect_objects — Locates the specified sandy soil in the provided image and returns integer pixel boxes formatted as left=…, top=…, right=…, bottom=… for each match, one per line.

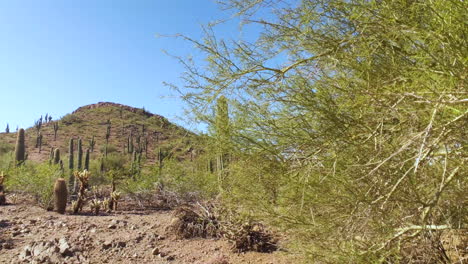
left=0, top=197, right=297, bottom=264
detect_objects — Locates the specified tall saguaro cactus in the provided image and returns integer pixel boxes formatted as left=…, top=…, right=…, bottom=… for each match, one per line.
left=84, top=149, right=90, bottom=171
left=105, top=121, right=111, bottom=157
left=215, top=96, right=230, bottom=190
left=53, top=148, right=60, bottom=164
left=68, top=138, right=75, bottom=191
left=68, top=138, right=74, bottom=170
left=53, top=122, right=59, bottom=141
left=77, top=138, right=83, bottom=170
left=14, top=128, right=26, bottom=166
left=89, top=136, right=95, bottom=152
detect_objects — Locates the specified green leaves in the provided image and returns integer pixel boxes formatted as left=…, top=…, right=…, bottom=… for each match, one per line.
left=173, top=0, right=467, bottom=261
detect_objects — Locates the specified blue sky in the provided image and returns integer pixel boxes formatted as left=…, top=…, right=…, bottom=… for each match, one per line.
left=0, top=0, right=250, bottom=132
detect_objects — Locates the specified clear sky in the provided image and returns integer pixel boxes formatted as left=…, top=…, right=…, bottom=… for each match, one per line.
left=0, top=0, right=246, bottom=133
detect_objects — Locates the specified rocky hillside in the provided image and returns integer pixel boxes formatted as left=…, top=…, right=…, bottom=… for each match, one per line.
left=0, top=102, right=197, bottom=165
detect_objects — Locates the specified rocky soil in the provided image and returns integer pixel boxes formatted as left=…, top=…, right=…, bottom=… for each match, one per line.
left=0, top=198, right=297, bottom=264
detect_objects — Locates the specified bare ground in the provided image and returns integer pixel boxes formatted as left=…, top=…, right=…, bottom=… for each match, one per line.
left=0, top=197, right=298, bottom=264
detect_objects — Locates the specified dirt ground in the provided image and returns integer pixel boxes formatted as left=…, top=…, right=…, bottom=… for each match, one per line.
left=0, top=196, right=298, bottom=264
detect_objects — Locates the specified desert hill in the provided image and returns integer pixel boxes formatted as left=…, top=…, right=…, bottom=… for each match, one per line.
left=0, top=102, right=197, bottom=165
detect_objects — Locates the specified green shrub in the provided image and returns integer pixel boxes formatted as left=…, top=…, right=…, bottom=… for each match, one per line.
left=5, top=162, right=62, bottom=209
left=0, top=141, right=14, bottom=156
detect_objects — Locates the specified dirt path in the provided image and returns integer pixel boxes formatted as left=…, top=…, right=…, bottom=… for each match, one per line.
left=0, top=200, right=296, bottom=264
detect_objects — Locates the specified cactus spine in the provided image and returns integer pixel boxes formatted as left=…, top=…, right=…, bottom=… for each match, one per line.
left=84, top=149, right=90, bottom=171
left=54, top=178, right=68, bottom=214
left=77, top=138, right=83, bottom=170
left=14, top=128, right=25, bottom=166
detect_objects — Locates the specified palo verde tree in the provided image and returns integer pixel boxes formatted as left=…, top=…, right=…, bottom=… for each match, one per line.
left=170, top=0, right=467, bottom=262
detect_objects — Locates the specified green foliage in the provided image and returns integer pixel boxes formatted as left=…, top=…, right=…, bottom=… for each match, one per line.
left=170, top=0, right=467, bottom=261
left=100, top=144, right=118, bottom=154
left=5, top=163, right=62, bottom=209
left=0, top=140, right=14, bottom=156
left=61, top=114, right=83, bottom=125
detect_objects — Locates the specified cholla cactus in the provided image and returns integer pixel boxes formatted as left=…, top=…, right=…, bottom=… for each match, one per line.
left=90, top=199, right=102, bottom=215
left=110, top=191, right=121, bottom=211
left=72, top=170, right=91, bottom=214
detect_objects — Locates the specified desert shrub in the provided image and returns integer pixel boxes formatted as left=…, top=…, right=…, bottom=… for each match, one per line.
left=0, top=153, right=14, bottom=170
left=5, top=162, right=62, bottom=209
left=159, top=158, right=218, bottom=199
left=168, top=204, right=220, bottom=239
left=60, top=114, right=83, bottom=125
left=100, top=144, right=118, bottom=154
left=0, top=141, right=14, bottom=156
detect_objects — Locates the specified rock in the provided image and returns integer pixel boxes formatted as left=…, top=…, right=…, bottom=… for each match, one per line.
left=102, top=240, right=113, bottom=250
left=166, top=255, right=175, bottom=261
left=107, top=224, right=117, bottom=229
left=2, top=242, right=14, bottom=249
left=59, top=237, right=73, bottom=256
left=116, top=241, right=126, bottom=248
left=151, top=247, right=160, bottom=255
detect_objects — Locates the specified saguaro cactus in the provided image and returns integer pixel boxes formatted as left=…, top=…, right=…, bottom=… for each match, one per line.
left=54, top=178, right=68, bottom=214
left=14, top=128, right=25, bottom=166
left=68, top=139, right=75, bottom=191
left=53, top=148, right=60, bottom=164
left=36, top=132, right=43, bottom=153
left=68, top=138, right=74, bottom=170
left=105, top=122, right=111, bottom=157
left=53, top=122, right=59, bottom=141
left=89, top=136, right=96, bottom=152
left=84, top=149, right=90, bottom=171
left=77, top=138, right=83, bottom=170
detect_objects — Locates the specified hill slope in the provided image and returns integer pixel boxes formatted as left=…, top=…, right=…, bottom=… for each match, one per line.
left=0, top=102, right=197, bottom=165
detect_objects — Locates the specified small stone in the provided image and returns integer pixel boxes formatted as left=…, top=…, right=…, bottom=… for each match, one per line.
left=166, top=255, right=175, bottom=261
left=107, top=224, right=117, bottom=229
left=151, top=247, right=160, bottom=255
left=102, top=240, right=113, bottom=250
left=2, top=242, right=14, bottom=249
left=59, top=238, right=73, bottom=256
left=116, top=241, right=126, bottom=248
